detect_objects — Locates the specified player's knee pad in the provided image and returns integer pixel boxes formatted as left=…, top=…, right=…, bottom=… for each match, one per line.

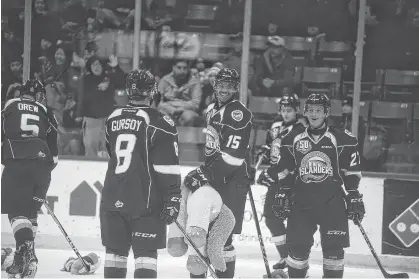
left=265, top=217, right=286, bottom=237
left=134, top=250, right=157, bottom=278
left=323, top=248, right=344, bottom=271
left=104, top=247, right=128, bottom=269
left=287, top=246, right=310, bottom=270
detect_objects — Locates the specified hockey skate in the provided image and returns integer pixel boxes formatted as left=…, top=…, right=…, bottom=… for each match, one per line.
left=6, top=246, right=23, bottom=278
left=21, top=241, right=37, bottom=278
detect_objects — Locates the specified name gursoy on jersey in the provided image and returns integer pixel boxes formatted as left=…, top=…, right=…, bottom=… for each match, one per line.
left=111, top=119, right=142, bottom=131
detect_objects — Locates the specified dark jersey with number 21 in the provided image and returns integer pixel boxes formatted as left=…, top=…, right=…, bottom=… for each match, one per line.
left=103, top=105, right=181, bottom=219
left=279, top=127, right=361, bottom=208
left=2, top=98, right=58, bottom=163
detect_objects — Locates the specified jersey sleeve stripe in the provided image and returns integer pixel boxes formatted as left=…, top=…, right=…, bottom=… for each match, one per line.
left=107, top=108, right=123, bottom=120
left=148, top=125, right=177, bottom=136
left=221, top=152, right=244, bottom=166
left=1, top=98, right=20, bottom=113
left=153, top=164, right=181, bottom=175
left=342, top=170, right=362, bottom=177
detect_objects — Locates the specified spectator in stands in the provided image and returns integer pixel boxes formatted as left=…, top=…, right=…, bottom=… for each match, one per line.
left=223, top=33, right=256, bottom=81
left=39, top=43, right=74, bottom=86
left=60, top=0, right=89, bottom=41
left=254, top=36, right=295, bottom=97
left=31, top=0, right=61, bottom=59
left=157, top=59, right=202, bottom=126
left=336, top=97, right=366, bottom=156
left=2, top=56, right=23, bottom=103
left=2, top=27, right=23, bottom=64
left=80, top=55, right=125, bottom=157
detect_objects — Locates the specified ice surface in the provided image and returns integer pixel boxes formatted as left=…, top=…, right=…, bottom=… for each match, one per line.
left=2, top=248, right=418, bottom=278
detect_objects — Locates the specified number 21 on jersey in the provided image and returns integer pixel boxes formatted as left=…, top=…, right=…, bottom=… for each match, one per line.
left=115, top=134, right=137, bottom=174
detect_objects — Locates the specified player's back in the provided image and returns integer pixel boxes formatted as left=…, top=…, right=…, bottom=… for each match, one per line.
left=2, top=97, right=56, bottom=162
left=103, top=105, right=178, bottom=217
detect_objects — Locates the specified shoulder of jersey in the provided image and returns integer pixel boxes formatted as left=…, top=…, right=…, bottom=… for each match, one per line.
left=223, top=100, right=252, bottom=129
left=329, top=126, right=358, bottom=146
left=107, top=106, right=177, bottom=134
left=282, top=124, right=306, bottom=145
left=2, top=98, right=48, bottom=115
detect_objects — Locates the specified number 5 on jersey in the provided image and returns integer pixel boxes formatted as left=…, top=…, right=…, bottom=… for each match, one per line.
left=115, top=134, right=137, bottom=174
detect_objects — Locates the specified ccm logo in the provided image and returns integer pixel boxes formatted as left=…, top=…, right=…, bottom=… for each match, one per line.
left=133, top=232, right=157, bottom=238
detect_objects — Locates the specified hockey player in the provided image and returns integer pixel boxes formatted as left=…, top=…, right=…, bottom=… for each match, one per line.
left=1, top=79, right=58, bottom=278
left=264, top=93, right=365, bottom=278
left=256, top=93, right=306, bottom=272
left=100, top=69, right=181, bottom=278
left=184, top=68, right=253, bottom=278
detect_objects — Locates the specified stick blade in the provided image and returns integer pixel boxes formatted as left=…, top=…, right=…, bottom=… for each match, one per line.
left=388, top=273, right=409, bottom=278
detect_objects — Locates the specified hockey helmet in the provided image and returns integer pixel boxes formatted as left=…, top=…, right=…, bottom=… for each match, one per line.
left=214, top=68, right=240, bottom=104
left=278, top=93, right=300, bottom=110
left=21, top=79, right=46, bottom=106
left=126, top=69, right=157, bottom=101
left=304, top=93, right=331, bottom=115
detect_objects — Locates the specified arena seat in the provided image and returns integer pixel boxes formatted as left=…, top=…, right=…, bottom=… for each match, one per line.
left=383, top=70, right=419, bottom=102
left=301, top=67, right=342, bottom=98
left=318, top=40, right=351, bottom=67
left=248, top=96, right=279, bottom=128
left=384, top=143, right=419, bottom=174
left=370, top=101, right=413, bottom=145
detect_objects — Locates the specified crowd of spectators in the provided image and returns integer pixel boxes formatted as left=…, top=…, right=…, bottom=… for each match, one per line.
left=2, top=0, right=418, bottom=173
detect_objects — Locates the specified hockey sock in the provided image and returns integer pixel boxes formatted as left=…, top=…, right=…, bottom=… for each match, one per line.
left=215, top=245, right=236, bottom=278
left=104, top=253, right=127, bottom=278
left=323, top=249, right=345, bottom=278
left=29, top=218, right=38, bottom=238
left=286, top=255, right=309, bottom=278
left=190, top=272, right=207, bottom=278
left=9, top=216, right=33, bottom=246
left=271, top=234, right=288, bottom=260
left=134, top=250, right=157, bottom=278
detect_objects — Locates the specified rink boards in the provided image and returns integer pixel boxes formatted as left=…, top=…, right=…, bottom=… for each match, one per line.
left=1, top=160, right=418, bottom=272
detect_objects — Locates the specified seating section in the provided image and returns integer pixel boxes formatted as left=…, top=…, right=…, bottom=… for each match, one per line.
left=301, top=67, right=342, bottom=98
left=383, top=70, right=419, bottom=102
left=370, top=101, right=413, bottom=145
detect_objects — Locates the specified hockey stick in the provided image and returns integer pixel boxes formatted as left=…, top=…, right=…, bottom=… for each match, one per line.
left=174, top=220, right=219, bottom=279
left=249, top=155, right=272, bottom=278
left=356, top=219, right=409, bottom=278
left=33, top=197, right=90, bottom=272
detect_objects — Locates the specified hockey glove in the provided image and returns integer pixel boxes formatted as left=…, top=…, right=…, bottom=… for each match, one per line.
left=256, top=145, right=270, bottom=162
left=257, top=169, right=276, bottom=187
left=346, top=190, right=365, bottom=224
left=183, top=166, right=212, bottom=193
left=160, top=189, right=182, bottom=225
left=272, top=187, right=292, bottom=220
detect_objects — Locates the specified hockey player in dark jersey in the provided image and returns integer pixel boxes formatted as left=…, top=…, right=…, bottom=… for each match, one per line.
left=183, top=68, right=253, bottom=278
left=256, top=94, right=306, bottom=272
left=1, top=79, right=58, bottom=278
left=100, top=69, right=181, bottom=278
left=264, top=93, right=365, bottom=278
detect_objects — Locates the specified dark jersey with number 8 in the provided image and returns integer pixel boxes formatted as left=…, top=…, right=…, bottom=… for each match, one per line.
left=1, top=98, right=58, bottom=163
left=103, top=104, right=181, bottom=218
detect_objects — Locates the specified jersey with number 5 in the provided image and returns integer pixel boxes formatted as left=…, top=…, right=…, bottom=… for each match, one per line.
left=279, top=126, right=362, bottom=207
left=1, top=98, right=58, bottom=163
left=103, top=105, right=181, bottom=218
